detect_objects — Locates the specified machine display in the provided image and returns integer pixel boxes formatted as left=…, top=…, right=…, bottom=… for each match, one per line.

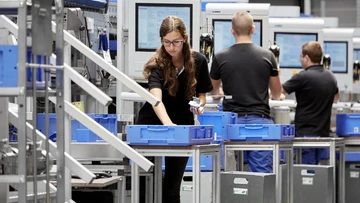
left=274, top=32, right=317, bottom=68
left=213, top=19, right=262, bottom=53
left=136, top=3, right=193, bottom=51
left=354, top=49, right=360, bottom=61
left=323, top=41, right=348, bottom=73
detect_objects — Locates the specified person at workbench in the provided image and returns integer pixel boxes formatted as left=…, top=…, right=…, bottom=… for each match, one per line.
left=282, top=41, right=339, bottom=164
left=136, top=16, right=213, bottom=203
left=210, top=11, right=282, bottom=173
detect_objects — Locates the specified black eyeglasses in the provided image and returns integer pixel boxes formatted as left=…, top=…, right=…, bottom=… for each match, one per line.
left=162, top=39, right=184, bottom=47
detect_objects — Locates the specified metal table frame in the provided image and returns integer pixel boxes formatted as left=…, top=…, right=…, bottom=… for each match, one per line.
left=224, top=141, right=294, bottom=203
left=131, top=144, right=221, bottom=203
left=292, top=137, right=345, bottom=203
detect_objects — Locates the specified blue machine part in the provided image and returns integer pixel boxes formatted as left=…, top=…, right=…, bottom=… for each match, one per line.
left=0, top=46, right=49, bottom=88
left=99, top=32, right=109, bottom=51
left=0, top=46, right=18, bottom=87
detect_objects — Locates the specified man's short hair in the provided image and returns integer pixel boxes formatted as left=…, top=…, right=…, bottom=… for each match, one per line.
left=302, top=41, right=323, bottom=64
left=232, top=11, right=254, bottom=36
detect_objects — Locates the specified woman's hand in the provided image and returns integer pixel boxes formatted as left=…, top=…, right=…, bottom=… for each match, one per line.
left=190, top=106, right=204, bottom=115
left=163, top=122, right=177, bottom=126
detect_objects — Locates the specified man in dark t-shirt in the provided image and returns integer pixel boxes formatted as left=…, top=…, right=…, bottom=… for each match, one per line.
left=282, top=41, right=339, bottom=164
left=210, top=11, right=282, bottom=173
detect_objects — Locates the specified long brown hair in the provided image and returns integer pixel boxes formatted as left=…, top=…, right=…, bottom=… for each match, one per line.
left=143, top=16, right=196, bottom=100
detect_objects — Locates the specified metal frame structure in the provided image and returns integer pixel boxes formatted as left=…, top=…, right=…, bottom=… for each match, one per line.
left=0, top=0, right=68, bottom=202
left=224, top=141, right=294, bottom=203
left=131, top=144, right=221, bottom=203
left=293, top=137, right=345, bottom=203
left=0, top=0, right=163, bottom=202
left=120, top=92, right=360, bottom=110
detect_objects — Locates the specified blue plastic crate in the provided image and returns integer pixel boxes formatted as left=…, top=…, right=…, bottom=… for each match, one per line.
left=72, top=114, right=118, bottom=142
left=37, top=113, right=117, bottom=142
left=36, top=114, right=58, bottom=140
left=336, top=114, right=360, bottom=136
left=198, top=111, right=237, bottom=140
left=227, top=124, right=295, bottom=141
left=336, top=152, right=360, bottom=162
left=126, top=125, right=214, bottom=146
left=160, top=139, right=225, bottom=171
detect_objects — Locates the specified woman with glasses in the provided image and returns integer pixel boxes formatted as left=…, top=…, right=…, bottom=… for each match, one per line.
left=136, top=16, right=213, bottom=203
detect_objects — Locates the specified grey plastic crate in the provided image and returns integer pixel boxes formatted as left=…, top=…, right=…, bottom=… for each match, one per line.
left=345, top=162, right=360, bottom=203
left=293, top=165, right=334, bottom=203
left=180, top=172, right=212, bottom=203
left=221, top=171, right=276, bottom=203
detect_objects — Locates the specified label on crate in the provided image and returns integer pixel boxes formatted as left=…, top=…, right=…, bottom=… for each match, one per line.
left=182, top=185, right=193, bottom=191
left=354, top=127, right=359, bottom=133
left=302, top=177, right=313, bottom=185
left=233, top=188, right=248, bottom=195
left=350, top=171, right=359, bottom=178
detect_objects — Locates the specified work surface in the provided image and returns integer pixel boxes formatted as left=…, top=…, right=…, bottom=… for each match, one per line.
left=51, top=176, right=121, bottom=188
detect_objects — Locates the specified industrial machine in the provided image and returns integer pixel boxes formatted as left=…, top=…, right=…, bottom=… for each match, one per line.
left=127, top=0, right=201, bottom=80
left=205, top=2, right=270, bottom=53
left=323, top=28, right=354, bottom=93
left=269, top=18, right=324, bottom=84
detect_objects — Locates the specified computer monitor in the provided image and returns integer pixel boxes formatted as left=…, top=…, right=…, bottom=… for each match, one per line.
left=354, top=49, right=360, bottom=61
left=136, top=3, right=193, bottom=51
left=274, top=32, right=318, bottom=69
left=213, top=19, right=262, bottom=53
left=323, top=41, right=348, bottom=73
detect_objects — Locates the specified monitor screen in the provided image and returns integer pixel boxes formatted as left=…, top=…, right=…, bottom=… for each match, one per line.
left=135, top=3, right=193, bottom=51
left=213, top=19, right=262, bottom=53
left=354, top=49, right=360, bottom=61
left=323, top=41, right=348, bottom=73
left=274, top=32, right=318, bottom=69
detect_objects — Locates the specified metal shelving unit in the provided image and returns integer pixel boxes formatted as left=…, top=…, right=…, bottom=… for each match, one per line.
left=0, top=0, right=66, bottom=202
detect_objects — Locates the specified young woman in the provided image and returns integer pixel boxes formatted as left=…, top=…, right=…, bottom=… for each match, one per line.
left=136, top=16, right=213, bottom=203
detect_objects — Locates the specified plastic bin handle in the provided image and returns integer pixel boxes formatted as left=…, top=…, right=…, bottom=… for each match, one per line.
left=348, top=115, right=360, bottom=119
left=146, top=128, right=169, bottom=132
left=244, top=125, right=264, bottom=130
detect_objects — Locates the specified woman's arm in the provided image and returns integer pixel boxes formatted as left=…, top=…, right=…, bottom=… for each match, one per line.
left=150, top=88, right=176, bottom=125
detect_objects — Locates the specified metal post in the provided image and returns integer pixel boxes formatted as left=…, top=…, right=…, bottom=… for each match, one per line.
left=32, top=55, right=38, bottom=203
left=288, top=147, right=294, bottom=203
left=145, top=173, right=154, bottom=203
left=304, top=0, right=312, bottom=15
left=320, top=0, right=326, bottom=17
left=64, top=39, right=72, bottom=202
left=116, top=0, right=125, bottom=115
left=55, top=0, right=66, bottom=202
left=338, top=144, right=345, bottom=203
left=0, top=98, right=9, bottom=203
left=117, top=176, right=126, bottom=203
left=44, top=58, right=50, bottom=203
left=192, top=149, right=201, bottom=203
left=273, top=144, right=280, bottom=203
left=154, top=156, right=162, bottom=203
left=329, top=141, right=336, bottom=203
left=214, top=150, right=221, bottom=203
left=17, top=1, right=28, bottom=203
left=131, top=163, right=140, bottom=203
